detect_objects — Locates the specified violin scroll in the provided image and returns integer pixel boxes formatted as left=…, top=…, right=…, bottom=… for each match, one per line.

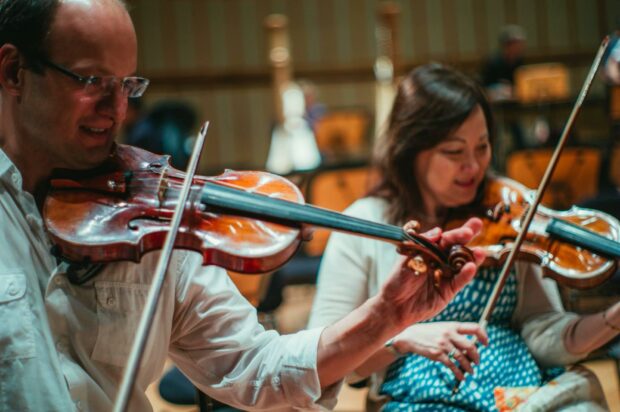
left=397, top=240, right=475, bottom=287
left=447, top=245, right=475, bottom=273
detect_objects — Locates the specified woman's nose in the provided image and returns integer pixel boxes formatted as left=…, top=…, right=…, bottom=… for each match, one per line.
left=461, top=153, right=480, bottom=173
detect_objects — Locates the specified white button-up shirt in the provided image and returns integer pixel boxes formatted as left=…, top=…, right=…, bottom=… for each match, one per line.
left=0, top=149, right=336, bottom=411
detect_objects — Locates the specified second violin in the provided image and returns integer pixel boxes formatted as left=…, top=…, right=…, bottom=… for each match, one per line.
left=447, top=176, right=620, bottom=289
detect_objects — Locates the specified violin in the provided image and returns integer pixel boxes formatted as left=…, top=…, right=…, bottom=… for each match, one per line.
left=446, top=176, right=620, bottom=289
left=43, top=144, right=473, bottom=281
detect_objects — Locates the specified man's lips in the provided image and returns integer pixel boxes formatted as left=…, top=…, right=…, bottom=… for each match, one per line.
left=79, top=125, right=114, bottom=137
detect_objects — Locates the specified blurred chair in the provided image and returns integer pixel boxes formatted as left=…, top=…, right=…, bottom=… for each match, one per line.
left=514, top=63, right=570, bottom=103
left=304, top=165, right=378, bottom=256
left=609, top=88, right=620, bottom=188
left=313, top=109, right=371, bottom=161
left=257, top=165, right=377, bottom=316
left=505, top=147, right=601, bottom=209
left=609, top=145, right=620, bottom=189
left=610, top=86, right=620, bottom=121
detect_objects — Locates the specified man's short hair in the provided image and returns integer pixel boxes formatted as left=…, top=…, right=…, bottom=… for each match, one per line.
left=0, top=0, right=59, bottom=69
left=0, top=0, right=129, bottom=72
left=499, top=24, right=526, bottom=46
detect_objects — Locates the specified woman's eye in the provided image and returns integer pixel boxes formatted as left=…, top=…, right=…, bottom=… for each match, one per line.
left=441, top=149, right=463, bottom=155
left=476, top=144, right=489, bottom=152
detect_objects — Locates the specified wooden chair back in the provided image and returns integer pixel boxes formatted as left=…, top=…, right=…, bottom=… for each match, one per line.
left=505, top=148, right=601, bottom=209
left=304, top=166, right=378, bottom=256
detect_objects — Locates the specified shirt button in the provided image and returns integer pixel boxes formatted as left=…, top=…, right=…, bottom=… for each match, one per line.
left=7, top=282, right=19, bottom=296
left=106, top=296, right=115, bottom=306
left=56, top=340, right=66, bottom=352
left=11, top=172, right=20, bottom=187
left=54, top=276, right=64, bottom=286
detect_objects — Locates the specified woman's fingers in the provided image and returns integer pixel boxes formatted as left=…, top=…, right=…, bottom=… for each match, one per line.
left=456, top=323, right=489, bottom=346
left=449, top=347, right=474, bottom=374
left=440, top=351, right=465, bottom=381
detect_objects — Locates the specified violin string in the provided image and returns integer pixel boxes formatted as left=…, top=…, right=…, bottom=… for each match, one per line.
left=125, top=168, right=449, bottom=270
left=198, top=180, right=450, bottom=263
left=452, top=36, right=611, bottom=394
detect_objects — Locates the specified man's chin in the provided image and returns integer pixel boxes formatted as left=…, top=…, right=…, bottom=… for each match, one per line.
left=61, top=145, right=115, bottom=171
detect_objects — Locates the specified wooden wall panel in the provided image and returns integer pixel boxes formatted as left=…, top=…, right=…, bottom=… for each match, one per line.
left=455, top=0, right=477, bottom=59
left=125, top=0, right=619, bottom=171
left=516, top=0, right=539, bottom=49
left=171, top=0, right=195, bottom=70
left=547, top=0, right=571, bottom=51
left=575, top=0, right=600, bottom=49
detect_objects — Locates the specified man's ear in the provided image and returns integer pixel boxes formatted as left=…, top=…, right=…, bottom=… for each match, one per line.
left=0, top=44, right=24, bottom=96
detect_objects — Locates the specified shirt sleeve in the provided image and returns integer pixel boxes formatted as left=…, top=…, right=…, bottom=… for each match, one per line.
left=168, top=251, right=338, bottom=411
left=513, top=262, right=583, bottom=367
left=308, top=199, right=387, bottom=395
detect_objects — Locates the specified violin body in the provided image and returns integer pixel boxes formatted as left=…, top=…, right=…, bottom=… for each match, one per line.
left=44, top=145, right=304, bottom=273
left=44, top=145, right=472, bottom=278
left=449, top=176, right=620, bottom=289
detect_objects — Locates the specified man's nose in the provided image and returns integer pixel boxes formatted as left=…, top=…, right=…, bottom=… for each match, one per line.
left=97, top=83, right=128, bottom=121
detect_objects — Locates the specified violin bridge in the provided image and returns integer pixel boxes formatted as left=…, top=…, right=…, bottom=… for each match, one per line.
left=156, top=167, right=169, bottom=206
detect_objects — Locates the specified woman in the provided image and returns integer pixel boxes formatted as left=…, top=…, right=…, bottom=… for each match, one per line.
left=308, top=64, right=618, bottom=411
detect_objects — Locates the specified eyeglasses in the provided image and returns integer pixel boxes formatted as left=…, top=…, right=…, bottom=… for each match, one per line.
left=37, top=57, right=149, bottom=98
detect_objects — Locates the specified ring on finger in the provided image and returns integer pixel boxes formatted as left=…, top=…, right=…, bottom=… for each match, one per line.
left=447, top=348, right=457, bottom=361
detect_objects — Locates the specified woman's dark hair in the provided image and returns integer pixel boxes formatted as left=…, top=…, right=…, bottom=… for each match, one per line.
left=0, top=0, right=59, bottom=69
left=370, top=63, right=495, bottom=225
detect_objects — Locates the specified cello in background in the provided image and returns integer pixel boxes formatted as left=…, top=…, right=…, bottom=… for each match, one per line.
left=264, top=14, right=321, bottom=175
left=374, top=1, right=400, bottom=139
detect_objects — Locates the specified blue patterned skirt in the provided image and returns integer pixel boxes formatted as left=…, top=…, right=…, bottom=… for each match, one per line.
left=379, top=267, right=562, bottom=411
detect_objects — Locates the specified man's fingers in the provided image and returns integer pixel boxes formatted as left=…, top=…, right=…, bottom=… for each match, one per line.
left=419, top=227, right=442, bottom=243
left=300, top=226, right=314, bottom=241
left=462, top=217, right=483, bottom=236
left=439, top=218, right=483, bottom=249
left=450, top=262, right=477, bottom=291
left=472, top=247, right=486, bottom=266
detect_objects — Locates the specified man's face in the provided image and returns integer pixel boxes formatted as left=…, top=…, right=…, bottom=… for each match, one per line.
left=18, top=0, right=138, bottom=171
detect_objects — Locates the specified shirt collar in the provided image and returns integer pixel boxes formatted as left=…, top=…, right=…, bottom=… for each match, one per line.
left=0, top=147, right=19, bottom=183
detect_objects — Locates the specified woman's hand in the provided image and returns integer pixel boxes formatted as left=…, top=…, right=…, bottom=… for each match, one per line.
left=391, top=322, right=489, bottom=381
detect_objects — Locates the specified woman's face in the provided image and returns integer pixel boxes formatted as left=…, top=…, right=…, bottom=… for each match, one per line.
left=414, top=105, right=491, bottom=214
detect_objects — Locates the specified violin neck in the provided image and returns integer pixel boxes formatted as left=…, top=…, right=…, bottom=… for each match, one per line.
left=200, top=182, right=408, bottom=243
left=547, top=218, right=620, bottom=258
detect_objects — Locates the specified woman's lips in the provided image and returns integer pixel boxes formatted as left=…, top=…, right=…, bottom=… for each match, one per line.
left=454, top=178, right=476, bottom=189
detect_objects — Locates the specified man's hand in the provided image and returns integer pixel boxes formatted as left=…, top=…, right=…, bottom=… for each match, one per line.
left=378, top=218, right=485, bottom=330
left=316, top=218, right=484, bottom=388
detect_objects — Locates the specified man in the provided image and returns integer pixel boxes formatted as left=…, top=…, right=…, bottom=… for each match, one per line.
left=480, top=24, right=527, bottom=102
left=0, top=0, right=483, bottom=410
